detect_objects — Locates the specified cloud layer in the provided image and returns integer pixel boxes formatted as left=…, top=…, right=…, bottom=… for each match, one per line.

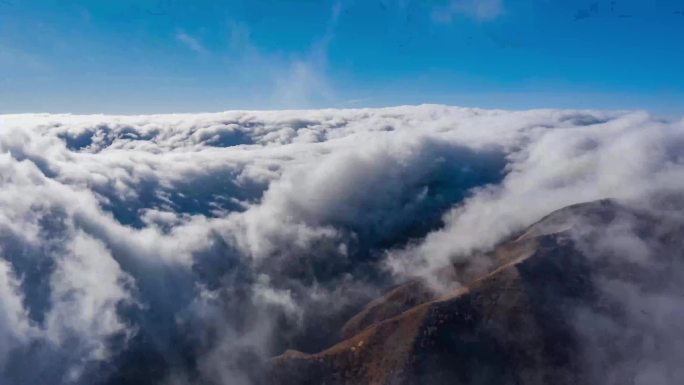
left=0, top=105, right=682, bottom=384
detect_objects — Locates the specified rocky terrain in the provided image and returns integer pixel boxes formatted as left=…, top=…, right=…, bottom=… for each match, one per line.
left=269, top=199, right=684, bottom=385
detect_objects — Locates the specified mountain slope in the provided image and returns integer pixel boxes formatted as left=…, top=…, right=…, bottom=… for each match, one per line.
left=268, top=199, right=684, bottom=385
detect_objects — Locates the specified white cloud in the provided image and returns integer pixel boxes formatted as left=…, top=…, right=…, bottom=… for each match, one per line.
left=176, top=30, right=206, bottom=54
left=222, top=1, right=342, bottom=108
left=0, top=105, right=682, bottom=384
left=387, top=109, right=684, bottom=281
left=45, top=231, right=135, bottom=360
left=0, top=256, right=34, bottom=364
left=272, top=57, right=333, bottom=108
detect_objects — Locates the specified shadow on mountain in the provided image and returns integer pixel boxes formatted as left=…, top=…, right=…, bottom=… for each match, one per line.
left=269, top=199, right=684, bottom=385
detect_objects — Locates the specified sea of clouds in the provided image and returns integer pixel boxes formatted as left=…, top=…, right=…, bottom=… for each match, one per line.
left=0, top=105, right=683, bottom=385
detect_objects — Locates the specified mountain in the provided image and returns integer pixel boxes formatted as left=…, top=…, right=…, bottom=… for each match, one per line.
left=267, top=199, right=684, bottom=385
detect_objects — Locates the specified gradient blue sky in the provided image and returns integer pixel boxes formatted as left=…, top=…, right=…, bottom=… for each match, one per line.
left=1, top=0, right=683, bottom=114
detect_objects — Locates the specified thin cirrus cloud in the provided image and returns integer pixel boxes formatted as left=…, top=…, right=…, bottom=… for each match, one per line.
left=0, top=105, right=683, bottom=384
left=172, top=2, right=341, bottom=109
left=175, top=30, right=206, bottom=54
left=433, top=0, right=504, bottom=22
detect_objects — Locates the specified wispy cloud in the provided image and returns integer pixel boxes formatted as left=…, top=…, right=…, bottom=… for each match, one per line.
left=222, top=1, right=342, bottom=108
left=433, top=0, right=504, bottom=22
left=175, top=30, right=206, bottom=54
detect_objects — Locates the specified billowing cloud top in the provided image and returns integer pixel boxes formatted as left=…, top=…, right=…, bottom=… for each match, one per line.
left=0, top=105, right=682, bottom=384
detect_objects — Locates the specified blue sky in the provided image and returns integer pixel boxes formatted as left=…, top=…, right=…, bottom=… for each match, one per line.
left=1, top=0, right=683, bottom=114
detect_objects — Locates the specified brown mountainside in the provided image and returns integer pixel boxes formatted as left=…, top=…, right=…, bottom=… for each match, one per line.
left=268, top=200, right=684, bottom=385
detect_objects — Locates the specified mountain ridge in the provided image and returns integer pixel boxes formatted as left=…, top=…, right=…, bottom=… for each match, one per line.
left=268, top=199, right=679, bottom=385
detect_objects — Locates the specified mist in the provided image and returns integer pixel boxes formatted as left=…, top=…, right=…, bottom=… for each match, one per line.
left=0, top=105, right=682, bottom=384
